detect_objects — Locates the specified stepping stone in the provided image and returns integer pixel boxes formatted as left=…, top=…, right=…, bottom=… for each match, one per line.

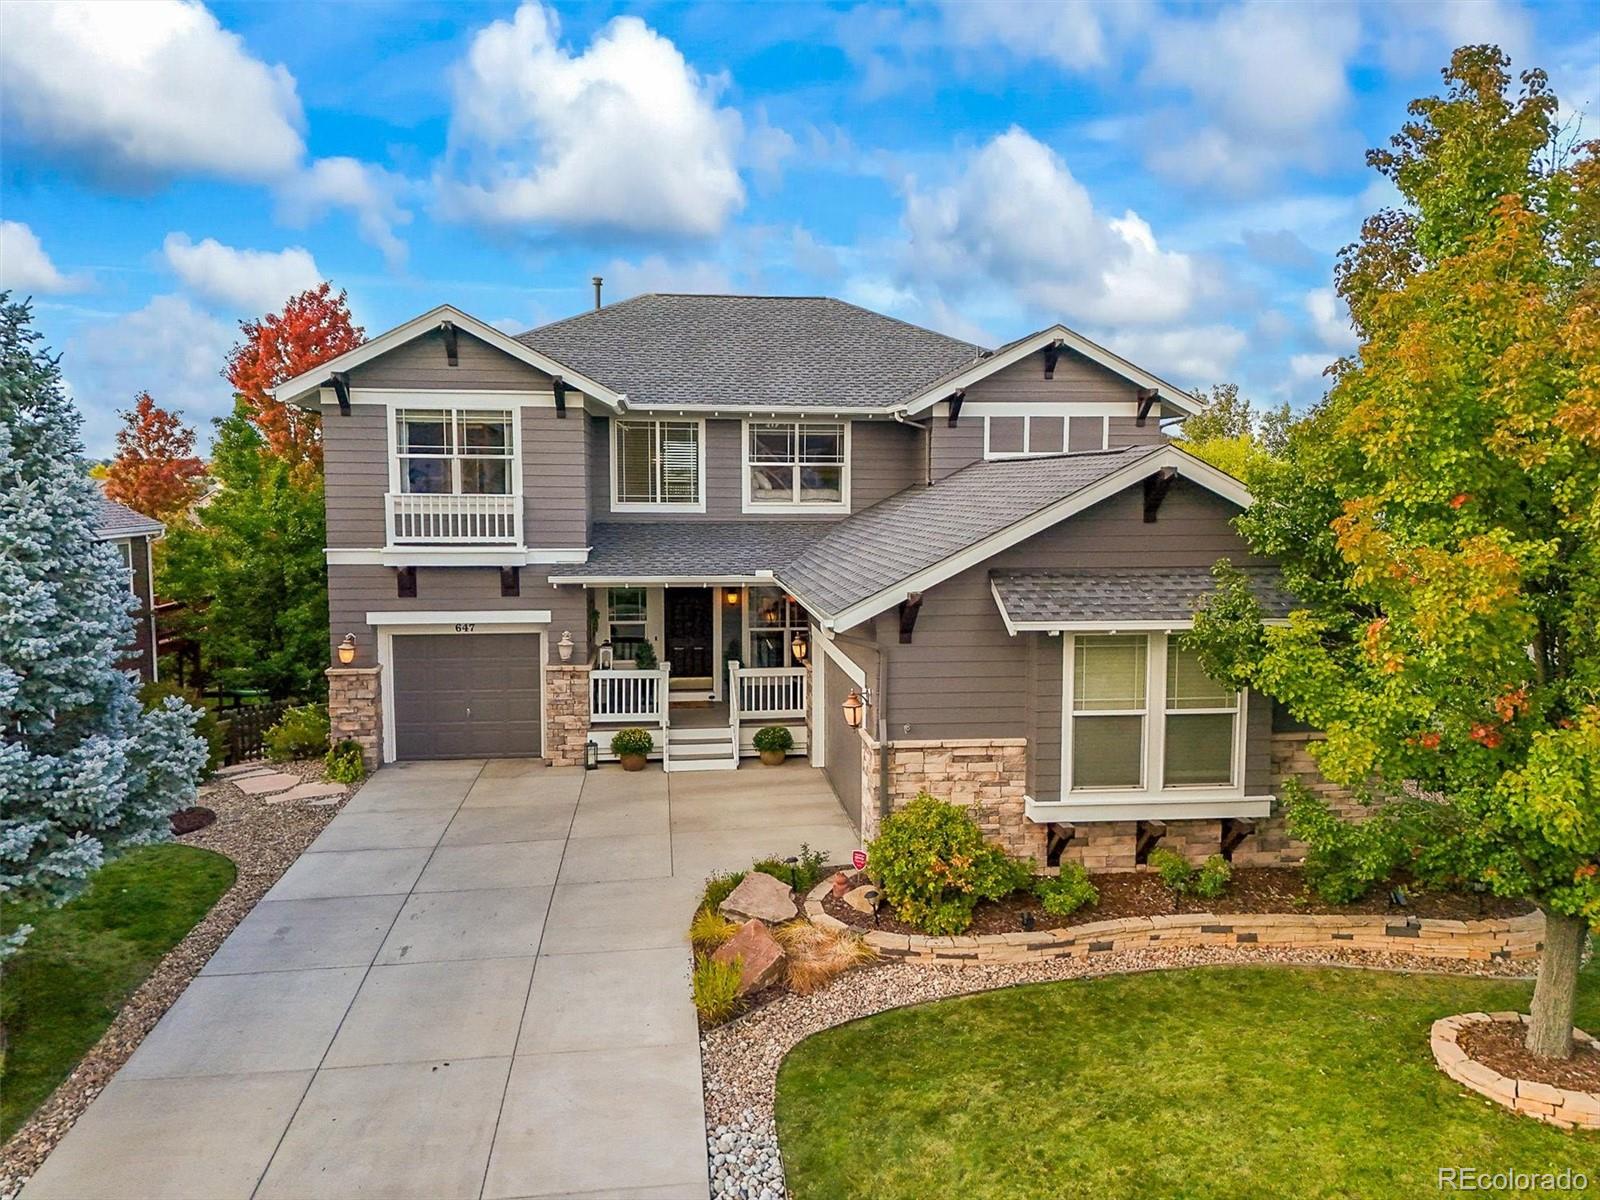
left=309, top=798, right=342, bottom=807
left=216, top=762, right=276, bottom=778
left=233, top=772, right=302, bottom=796
left=268, top=782, right=349, bottom=804
left=718, top=871, right=798, bottom=924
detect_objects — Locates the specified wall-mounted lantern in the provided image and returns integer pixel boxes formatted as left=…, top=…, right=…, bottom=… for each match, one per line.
left=790, top=632, right=808, bottom=662
left=337, top=633, right=358, bottom=665
left=557, top=630, right=574, bottom=662
left=842, top=686, right=870, bottom=729
left=725, top=588, right=740, bottom=605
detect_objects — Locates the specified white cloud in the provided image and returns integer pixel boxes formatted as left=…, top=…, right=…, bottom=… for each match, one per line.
left=1089, top=324, right=1248, bottom=388
left=1305, top=287, right=1355, bottom=350
left=1376, top=1, right=1532, bottom=74
left=0, top=0, right=303, bottom=183
left=1290, top=352, right=1334, bottom=382
left=601, top=255, right=735, bottom=300
left=934, top=0, right=1149, bottom=73
left=441, top=3, right=744, bottom=238
left=0, top=221, right=86, bottom=294
left=900, top=128, right=1196, bottom=325
left=67, top=294, right=236, bottom=457
left=278, top=157, right=413, bottom=267
left=162, top=234, right=322, bottom=317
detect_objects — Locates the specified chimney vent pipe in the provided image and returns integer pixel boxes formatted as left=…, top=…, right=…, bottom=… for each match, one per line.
left=592, top=276, right=603, bottom=310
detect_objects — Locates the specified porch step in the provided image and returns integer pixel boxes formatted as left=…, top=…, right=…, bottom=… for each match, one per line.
left=665, top=724, right=738, bottom=772
left=669, top=725, right=735, bottom=743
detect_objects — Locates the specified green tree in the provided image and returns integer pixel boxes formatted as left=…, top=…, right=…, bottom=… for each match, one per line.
left=160, top=402, right=328, bottom=700
left=1188, top=47, right=1599, bottom=1058
left=1179, top=383, right=1291, bottom=482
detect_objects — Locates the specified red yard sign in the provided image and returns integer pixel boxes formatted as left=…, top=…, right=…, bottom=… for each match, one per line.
left=851, top=850, right=867, bottom=871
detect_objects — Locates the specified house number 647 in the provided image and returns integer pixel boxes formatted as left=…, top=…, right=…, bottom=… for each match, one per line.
left=454, top=623, right=476, bottom=633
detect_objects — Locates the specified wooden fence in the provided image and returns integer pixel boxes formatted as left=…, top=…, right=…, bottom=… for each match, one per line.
left=223, top=700, right=294, bottom=765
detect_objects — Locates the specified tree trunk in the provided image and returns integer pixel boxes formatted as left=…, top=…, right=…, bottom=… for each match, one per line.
left=1526, top=910, right=1587, bottom=1059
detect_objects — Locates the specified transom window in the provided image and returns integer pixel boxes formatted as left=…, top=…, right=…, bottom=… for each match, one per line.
left=746, top=421, right=846, bottom=508
left=396, top=409, right=514, bottom=495
left=606, top=587, right=648, bottom=662
left=614, top=420, right=702, bottom=508
left=748, top=586, right=810, bottom=667
left=985, top=414, right=1108, bottom=458
left=1067, top=633, right=1241, bottom=794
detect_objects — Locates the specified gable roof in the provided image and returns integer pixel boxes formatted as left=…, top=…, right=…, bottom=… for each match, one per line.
left=270, top=305, right=626, bottom=410
left=517, top=294, right=983, bottom=411
left=93, top=496, right=163, bottom=540
left=548, top=521, right=821, bottom=583
left=990, top=566, right=1293, bottom=633
left=776, top=443, right=1251, bottom=632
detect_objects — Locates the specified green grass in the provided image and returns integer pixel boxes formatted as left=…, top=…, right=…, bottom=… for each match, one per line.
left=776, top=962, right=1600, bottom=1200
left=0, top=844, right=235, bottom=1139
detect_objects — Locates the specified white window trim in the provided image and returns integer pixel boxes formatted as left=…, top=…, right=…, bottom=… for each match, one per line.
left=390, top=407, right=519, bottom=499
left=1060, top=631, right=1247, bottom=805
left=740, top=418, right=851, bottom=513
left=610, top=417, right=708, bottom=513
left=984, top=414, right=1108, bottom=460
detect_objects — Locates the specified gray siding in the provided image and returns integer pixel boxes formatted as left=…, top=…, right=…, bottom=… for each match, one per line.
left=345, top=328, right=555, bottom=391
left=522, top=407, right=586, bottom=548
left=822, top=656, right=863, bottom=828
left=324, top=403, right=388, bottom=548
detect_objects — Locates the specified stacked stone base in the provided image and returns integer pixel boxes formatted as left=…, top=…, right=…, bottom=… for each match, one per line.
left=861, top=735, right=1044, bottom=861
left=1431, top=1013, right=1600, bottom=1129
left=326, top=666, right=382, bottom=768
left=544, top=663, right=592, bottom=767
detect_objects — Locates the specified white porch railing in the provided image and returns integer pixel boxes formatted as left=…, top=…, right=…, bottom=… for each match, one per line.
left=728, top=662, right=808, bottom=721
left=387, top=492, right=521, bottom=544
left=590, top=665, right=670, bottom=724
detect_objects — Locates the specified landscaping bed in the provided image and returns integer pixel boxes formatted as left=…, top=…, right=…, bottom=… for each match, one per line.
left=821, top=866, right=1533, bottom=936
left=1458, top=1019, right=1600, bottom=1093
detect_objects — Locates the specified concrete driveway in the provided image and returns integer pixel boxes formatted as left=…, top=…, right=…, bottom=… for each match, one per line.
left=22, top=759, right=857, bottom=1200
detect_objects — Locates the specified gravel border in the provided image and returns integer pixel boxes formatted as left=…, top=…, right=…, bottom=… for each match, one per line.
left=0, top=759, right=359, bottom=1200
left=701, top=945, right=1539, bottom=1200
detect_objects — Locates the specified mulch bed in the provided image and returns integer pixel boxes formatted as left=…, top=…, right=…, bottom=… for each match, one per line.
left=169, top=806, right=217, bottom=835
left=1458, top=1021, right=1600, bottom=1093
left=821, top=867, right=1532, bottom=937
left=0, top=758, right=358, bottom=1200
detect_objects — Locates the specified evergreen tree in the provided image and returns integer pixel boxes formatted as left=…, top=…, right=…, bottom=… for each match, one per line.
left=0, top=296, right=207, bottom=953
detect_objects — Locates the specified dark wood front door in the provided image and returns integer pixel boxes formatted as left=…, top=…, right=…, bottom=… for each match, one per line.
left=664, top=588, right=713, bottom=679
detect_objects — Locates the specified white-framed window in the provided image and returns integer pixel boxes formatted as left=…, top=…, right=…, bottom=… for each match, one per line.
left=1064, top=632, right=1244, bottom=796
left=395, top=409, right=515, bottom=495
left=612, top=419, right=704, bottom=510
left=984, top=414, right=1108, bottom=459
left=746, top=586, right=810, bottom=666
left=743, top=420, right=849, bottom=511
left=605, top=586, right=648, bottom=662
left=114, top=539, right=137, bottom=595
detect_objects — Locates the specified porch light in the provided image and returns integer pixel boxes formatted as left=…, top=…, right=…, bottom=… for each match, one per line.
left=337, top=633, right=357, bottom=665
left=842, top=688, right=865, bottom=729
left=557, top=630, right=574, bottom=662
left=725, top=589, right=740, bottom=605
left=790, top=632, right=808, bottom=661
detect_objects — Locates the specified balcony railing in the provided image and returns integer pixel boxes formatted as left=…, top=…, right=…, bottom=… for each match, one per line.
left=590, top=664, right=671, bottom=724
left=728, top=662, right=807, bottom=721
left=387, top=492, right=521, bottom=544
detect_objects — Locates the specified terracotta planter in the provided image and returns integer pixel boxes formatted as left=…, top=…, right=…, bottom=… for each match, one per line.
left=619, top=752, right=648, bottom=772
left=759, top=748, right=787, bottom=766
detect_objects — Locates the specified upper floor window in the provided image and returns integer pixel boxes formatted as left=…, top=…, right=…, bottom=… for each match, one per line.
left=985, top=414, right=1107, bottom=459
left=614, top=419, right=703, bottom=510
left=745, top=420, right=847, bottom=510
left=113, top=539, right=137, bottom=595
left=396, top=409, right=514, bottom=495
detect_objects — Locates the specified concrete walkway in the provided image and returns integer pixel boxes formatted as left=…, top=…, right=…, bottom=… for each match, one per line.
left=23, top=759, right=857, bottom=1200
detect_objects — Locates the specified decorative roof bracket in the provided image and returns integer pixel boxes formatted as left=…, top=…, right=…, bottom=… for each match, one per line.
left=330, top=372, right=351, bottom=416
left=946, top=389, right=966, bottom=428
left=1135, top=387, right=1159, bottom=426
left=1043, top=338, right=1063, bottom=380
left=898, top=591, right=924, bottom=643
left=440, top=320, right=459, bottom=366
left=1144, top=466, right=1177, bottom=523
left=553, top=377, right=568, bottom=418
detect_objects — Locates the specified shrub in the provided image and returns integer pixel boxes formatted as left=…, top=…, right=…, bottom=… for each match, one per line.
left=1148, top=848, right=1234, bottom=900
left=1193, top=855, right=1233, bottom=899
left=610, top=727, right=653, bottom=757
left=867, top=793, right=1030, bottom=935
left=703, top=870, right=746, bottom=910
left=692, top=953, right=743, bottom=1024
left=1148, top=847, right=1196, bottom=892
left=324, top=739, right=366, bottom=785
left=752, top=843, right=830, bottom=894
left=752, top=725, right=794, bottom=754
left=1034, top=864, right=1098, bottom=918
left=773, top=922, right=876, bottom=993
left=632, top=640, right=658, bottom=670
left=139, top=680, right=223, bottom=777
left=264, top=703, right=329, bottom=762
left=1282, top=782, right=1467, bottom=904
left=690, top=906, right=739, bottom=954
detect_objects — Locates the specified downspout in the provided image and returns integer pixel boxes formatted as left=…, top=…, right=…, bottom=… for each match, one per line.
left=893, top=410, right=932, bottom=486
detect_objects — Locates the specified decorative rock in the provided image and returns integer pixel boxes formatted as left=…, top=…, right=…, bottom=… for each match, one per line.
left=718, top=871, right=797, bottom=924
left=843, top=884, right=881, bottom=915
left=712, top=919, right=787, bottom=995
left=828, top=871, right=851, bottom=899
left=271, top=782, right=349, bottom=803
left=232, top=772, right=302, bottom=796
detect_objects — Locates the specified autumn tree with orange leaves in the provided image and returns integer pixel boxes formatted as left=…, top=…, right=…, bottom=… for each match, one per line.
left=103, top=392, right=207, bottom=520
left=225, top=282, right=364, bottom=468
left=1189, top=47, right=1599, bottom=1059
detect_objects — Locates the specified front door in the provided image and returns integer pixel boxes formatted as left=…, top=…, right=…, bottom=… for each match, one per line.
left=664, top=588, right=713, bottom=681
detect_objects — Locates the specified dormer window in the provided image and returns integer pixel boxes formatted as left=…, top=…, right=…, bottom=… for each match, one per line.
left=744, top=420, right=849, bottom=511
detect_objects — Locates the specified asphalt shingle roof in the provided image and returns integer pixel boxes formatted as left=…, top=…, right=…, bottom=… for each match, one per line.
left=93, top=496, right=164, bottom=539
left=517, top=294, right=984, bottom=410
left=990, top=566, right=1295, bottom=627
left=775, top=445, right=1165, bottom=618
left=555, top=521, right=825, bottom=580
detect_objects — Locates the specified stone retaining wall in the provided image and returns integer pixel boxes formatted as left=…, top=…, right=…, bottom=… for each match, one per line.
left=805, top=879, right=1544, bottom=966
left=1431, top=1013, right=1600, bottom=1129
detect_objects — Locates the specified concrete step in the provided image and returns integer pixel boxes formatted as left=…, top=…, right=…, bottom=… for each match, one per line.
left=665, top=756, right=739, bottom=772
left=668, top=725, right=736, bottom=742
left=668, top=742, right=736, bottom=761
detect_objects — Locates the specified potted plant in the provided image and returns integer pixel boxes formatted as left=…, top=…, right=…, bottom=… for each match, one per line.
left=632, top=641, right=658, bottom=670
left=611, top=727, right=653, bottom=771
left=753, top=725, right=793, bottom=766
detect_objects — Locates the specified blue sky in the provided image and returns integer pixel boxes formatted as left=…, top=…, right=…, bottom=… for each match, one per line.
left=2, top=1, right=1593, bottom=456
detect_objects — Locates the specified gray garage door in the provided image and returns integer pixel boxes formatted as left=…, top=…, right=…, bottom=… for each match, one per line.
left=822, top=657, right=863, bottom=829
left=391, top=633, right=542, bottom=760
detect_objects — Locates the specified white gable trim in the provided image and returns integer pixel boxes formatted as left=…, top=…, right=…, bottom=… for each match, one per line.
left=900, top=325, right=1201, bottom=419
left=271, top=305, right=626, bottom=411
left=796, top=444, right=1252, bottom=634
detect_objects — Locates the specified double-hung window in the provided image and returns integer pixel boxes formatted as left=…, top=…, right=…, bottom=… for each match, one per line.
left=746, top=421, right=846, bottom=509
left=606, top=587, right=648, bottom=662
left=1163, top=641, right=1239, bottom=787
left=614, top=420, right=702, bottom=509
left=396, top=409, right=514, bottom=495
left=748, top=586, right=810, bottom=667
left=1069, top=635, right=1148, bottom=789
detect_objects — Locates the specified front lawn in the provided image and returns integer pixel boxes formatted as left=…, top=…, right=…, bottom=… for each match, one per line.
left=776, top=963, right=1600, bottom=1199
left=1, top=844, right=236, bottom=1139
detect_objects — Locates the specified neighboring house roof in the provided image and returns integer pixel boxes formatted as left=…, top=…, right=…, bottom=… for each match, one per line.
left=517, top=294, right=984, bottom=412
left=548, top=521, right=824, bottom=584
left=989, top=566, right=1294, bottom=633
left=776, top=443, right=1253, bottom=631
left=92, top=496, right=164, bottom=540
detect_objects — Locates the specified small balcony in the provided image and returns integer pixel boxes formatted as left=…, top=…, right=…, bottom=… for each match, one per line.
left=387, top=492, right=521, bottom=545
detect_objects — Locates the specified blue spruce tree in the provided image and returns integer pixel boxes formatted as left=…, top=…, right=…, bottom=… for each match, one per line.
left=1, top=295, right=207, bottom=953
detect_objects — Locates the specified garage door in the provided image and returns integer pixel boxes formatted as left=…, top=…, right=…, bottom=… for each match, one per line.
left=391, top=633, right=542, bottom=759
left=822, top=657, right=862, bottom=828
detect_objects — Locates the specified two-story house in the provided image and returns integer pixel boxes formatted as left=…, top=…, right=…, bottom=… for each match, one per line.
left=95, top=495, right=163, bottom=682
left=274, top=293, right=1306, bottom=871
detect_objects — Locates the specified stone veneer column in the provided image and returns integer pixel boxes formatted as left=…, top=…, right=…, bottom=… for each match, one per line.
left=544, top=663, right=592, bottom=767
left=326, top=665, right=382, bottom=768
left=869, top=737, right=1044, bottom=866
